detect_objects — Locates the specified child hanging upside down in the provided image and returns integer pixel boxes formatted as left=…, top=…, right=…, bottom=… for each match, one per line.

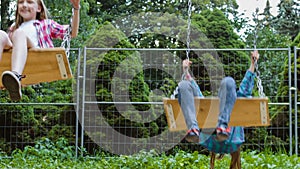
left=178, top=51, right=259, bottom=153
left=0, top=0, right=80, bottom=101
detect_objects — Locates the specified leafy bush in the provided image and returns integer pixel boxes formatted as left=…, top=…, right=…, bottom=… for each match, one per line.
left=11, top=137, right=75, bottom=160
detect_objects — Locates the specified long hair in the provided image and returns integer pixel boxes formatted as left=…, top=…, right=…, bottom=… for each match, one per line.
left=14, top=0, right=50, bottom=30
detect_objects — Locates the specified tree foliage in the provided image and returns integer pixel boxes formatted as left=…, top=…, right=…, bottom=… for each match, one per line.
left=0, top=0, right=15, bottom=30
left=273, top=0, right=300, bottom=40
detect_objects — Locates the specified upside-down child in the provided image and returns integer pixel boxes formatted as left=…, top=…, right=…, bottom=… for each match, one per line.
left=178, top=51, right=259, bottom=154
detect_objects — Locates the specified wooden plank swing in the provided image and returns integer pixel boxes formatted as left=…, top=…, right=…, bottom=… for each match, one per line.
left=163, top=97, right=270, bottom=132
left=0, top=47, right=73, bottom=88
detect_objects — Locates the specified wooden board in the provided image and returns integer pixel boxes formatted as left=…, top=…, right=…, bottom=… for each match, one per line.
left=163, top=97, right=270, bottom=132
left=0, top=47, right=73, bottom=88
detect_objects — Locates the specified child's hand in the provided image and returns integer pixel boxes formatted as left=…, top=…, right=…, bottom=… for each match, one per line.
left=182, top=59, right=192, bottom=70
left=251, top=50, right=259, bottom=64
left=70, top=0, right=80, bottom=9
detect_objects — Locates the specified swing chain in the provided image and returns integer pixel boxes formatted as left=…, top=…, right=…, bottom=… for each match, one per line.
left=186, top=0, right=192, bottom=61
left=254, top=61, right=265, bottom=97
left=253, top=8, right=265, bottom=98
left=60, top=8, right=74, bottom=58
left=171, top=0, right=193, bottom=98
left=182, top=0, right=193, bottom=81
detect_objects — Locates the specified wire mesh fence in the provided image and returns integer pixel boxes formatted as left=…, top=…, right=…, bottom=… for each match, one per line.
left=0, top=47, right=298, bottom=156
left=76, top=47, right=296, bottom=155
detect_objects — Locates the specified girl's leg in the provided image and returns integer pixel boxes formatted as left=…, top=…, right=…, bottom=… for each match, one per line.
left=1, top=29, right=34, bottom=101
left=216, top=77, right=237, bottom=140
left=10, top=29, right=35, bottom=75
left=0, top=30, right=13, bottom=61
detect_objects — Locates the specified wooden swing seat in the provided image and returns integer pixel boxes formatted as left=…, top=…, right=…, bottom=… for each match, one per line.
left=163, top=97, right=270, bottom=132
left=0, top=47, right=72, bottom=88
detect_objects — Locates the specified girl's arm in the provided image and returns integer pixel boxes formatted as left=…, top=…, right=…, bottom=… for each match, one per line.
left=70, top=0, right=80, bottom=38
left=237, top=51, right=260, bottom=97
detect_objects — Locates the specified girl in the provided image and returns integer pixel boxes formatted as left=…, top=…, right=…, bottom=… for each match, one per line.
left=0, top=0, right=80, bottom=101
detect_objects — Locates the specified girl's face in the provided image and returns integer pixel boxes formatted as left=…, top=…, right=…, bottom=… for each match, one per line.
left=18, top=0, right=41, bottom=21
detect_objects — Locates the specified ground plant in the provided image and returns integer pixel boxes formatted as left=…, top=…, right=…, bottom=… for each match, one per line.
left=0, top=138, right=299, bottom=169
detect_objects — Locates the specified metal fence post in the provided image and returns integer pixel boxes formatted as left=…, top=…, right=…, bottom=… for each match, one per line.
left=294, top=46, right=299, bottom=156
left=288, top=47, right=293, bottom=156
left=75, top=48, right=81, bottom=158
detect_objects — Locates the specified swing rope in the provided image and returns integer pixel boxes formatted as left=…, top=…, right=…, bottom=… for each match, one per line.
left=60, top=7, right=75, bottom=58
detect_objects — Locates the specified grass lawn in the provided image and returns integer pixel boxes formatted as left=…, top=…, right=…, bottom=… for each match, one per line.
left=1, top=138, right=299, bottom=169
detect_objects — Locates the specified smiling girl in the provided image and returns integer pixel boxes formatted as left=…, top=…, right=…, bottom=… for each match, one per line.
left=0, top=0, right=80, bottom=101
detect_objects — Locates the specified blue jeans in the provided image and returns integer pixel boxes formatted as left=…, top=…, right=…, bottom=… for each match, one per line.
left=178, top=77, right=237, bottom=130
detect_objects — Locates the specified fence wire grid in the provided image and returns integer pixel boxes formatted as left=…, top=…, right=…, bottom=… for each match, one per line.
left=0, top=47, right=299, bottom=157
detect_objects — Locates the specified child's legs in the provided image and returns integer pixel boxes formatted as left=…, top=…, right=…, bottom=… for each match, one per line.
left=217, top=77, right=237, bottom=128
left=10, top=29, right=35, bottom=75
left=0, top=30, right=13, bottom=61
left=178, top=80, right=200, bottom=130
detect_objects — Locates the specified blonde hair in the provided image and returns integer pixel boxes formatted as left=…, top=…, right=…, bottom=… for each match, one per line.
left=14, top=0, right=50, bottom=29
